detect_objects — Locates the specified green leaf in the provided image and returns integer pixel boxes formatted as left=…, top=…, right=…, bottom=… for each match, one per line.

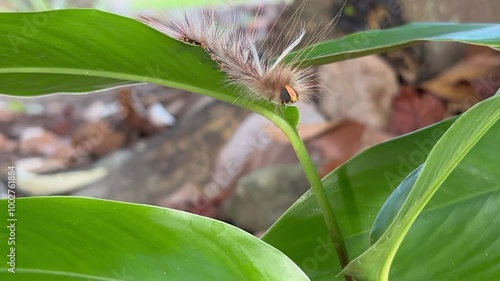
left=291, top=23, right=500, bottom=66
left=344, top=96, right=500, bottom=281
left=0, top=9, right=302, bottom=127
left=0, top=197, right=310, bottom=281
left=0, top=9, right=222, bottom=96
left=262, top=118, right=456, bottom=281
left=282, top=106, right=300, bottom=129
left=372, top=150, right=500, bottom=280
left=1, top=10, right=500, bottom=280
left=369, top=165, right=422, bottom=245
left=1, top=11, right=498, bottom=129
left=1, top=11, right=499, bottom=99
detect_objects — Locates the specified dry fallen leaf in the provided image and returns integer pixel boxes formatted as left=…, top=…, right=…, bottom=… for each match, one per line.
left=118, top=87, right=163, bottom=137
left=19, top=127, right=71, bottom=157
left=420, top=53, right=500, bottom=103
left=308, top=121, right=365, bottom=176
left=390, top=86, right=446, bottom=135
left=71, top=121, right=125, bottom=158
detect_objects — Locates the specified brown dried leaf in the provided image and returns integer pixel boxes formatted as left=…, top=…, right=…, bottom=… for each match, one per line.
left=390, top=86, right=446, bottom=135
left=308, top=121, right=365, bottom=176
left=71, top=121, right=125, bottom=158
left=420, top=53, right=500, bottom=102
left=156, top=182, right=217, bottom=218
left=19, top=127, right=71, bottom=157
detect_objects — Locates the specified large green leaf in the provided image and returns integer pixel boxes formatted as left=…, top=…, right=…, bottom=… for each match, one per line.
left=1, top=10, right=499, bottom=98
left=371, top=150, right=500, bottom=280
left=0, top=197, right=310, bottom=281
left=291, top=23, right=500, bottom=66
left=2, top=9, right=500, bottom=281
left=263, top=96, right=500, bottom=281
left=0, top=9, right=300, bottom=126
left=262, top=118, right=456, bottom=280
left=0, top=9, right=224, bottom=96
left=344, top=96, right=500, bottom=281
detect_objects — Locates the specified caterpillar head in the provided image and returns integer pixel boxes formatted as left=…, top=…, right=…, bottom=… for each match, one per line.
left=280, top=85, right=299, bottom=105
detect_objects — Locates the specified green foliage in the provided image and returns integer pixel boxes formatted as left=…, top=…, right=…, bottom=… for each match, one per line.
left=290, top=23, right=500, bottom=66
left=0, top=197, right=309, bottom=280
left=0, top=9, right=499, bottom=281
left=262, top=118, right=456, bottom=280
left=346, top=96, right=500, bottom=280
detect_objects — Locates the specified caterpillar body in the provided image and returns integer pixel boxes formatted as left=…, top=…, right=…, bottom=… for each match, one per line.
left=138, top=5, right=318, bottom=106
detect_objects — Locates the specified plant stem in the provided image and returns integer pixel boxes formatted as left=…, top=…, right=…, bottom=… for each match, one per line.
left=266, top=113, right=352, bottom=281
left=168, top=83, right=352, bottom=278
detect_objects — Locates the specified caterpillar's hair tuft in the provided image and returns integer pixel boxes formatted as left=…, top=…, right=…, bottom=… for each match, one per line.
left=138, top=5, right=319, bottom=106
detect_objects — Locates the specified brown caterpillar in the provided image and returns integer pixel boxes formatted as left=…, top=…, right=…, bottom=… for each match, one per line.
left=138, top=2, right=337, bottom=106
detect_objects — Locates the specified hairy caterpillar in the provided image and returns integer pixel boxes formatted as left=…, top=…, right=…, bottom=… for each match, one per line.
left=138, top=1, right=335, bottom=106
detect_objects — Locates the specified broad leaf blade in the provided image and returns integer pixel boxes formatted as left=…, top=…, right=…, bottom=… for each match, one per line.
left=0, top=9, right=298, bottom=126
left=1, top=10, right=500, bottom=281
left=0, top=9, right=223, bottom=96
left=344, top=96, right=500, bottom=280
left=389, top=165, right=500, bottom=280
left=262, top=119, right=456, bottom=281
left=1, top=11, right=500, bottom=98
left=291, top=23, right=500, bottom=66
left=369, top=166, right=422, bottom=244
left=0, top=197, right=310, bottom=281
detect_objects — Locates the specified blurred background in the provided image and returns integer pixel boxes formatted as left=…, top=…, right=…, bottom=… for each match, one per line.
left=0, top=0, right=499, bottom=234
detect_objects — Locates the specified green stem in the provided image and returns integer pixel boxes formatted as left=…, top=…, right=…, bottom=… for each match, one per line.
left=262, top=109, right=352, bottom=281
left=155, top=76, right=352, bottom=277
